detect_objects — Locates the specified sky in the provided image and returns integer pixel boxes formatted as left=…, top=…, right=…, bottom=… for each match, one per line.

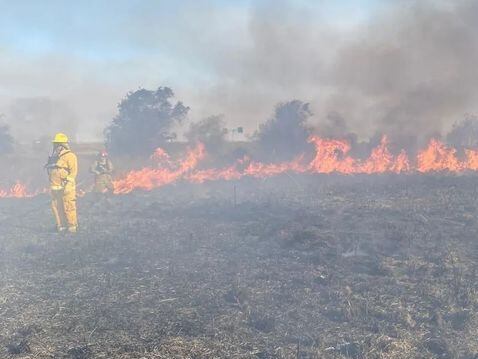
left=0, top=0, right=385, bottom=142
left=3, top=0, right=476, bottom=149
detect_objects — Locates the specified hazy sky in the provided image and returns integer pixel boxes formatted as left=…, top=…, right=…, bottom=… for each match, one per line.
left=0, top=0, right=386, bottom=142
left=4, top=0, right=476, bottom=147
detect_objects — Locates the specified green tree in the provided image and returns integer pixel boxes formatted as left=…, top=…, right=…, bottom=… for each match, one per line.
left=105, top=87, right=189, bottom=156
left=255, top=100, right=312, bottom=161
left=0, top=116, right=14, bottom=154
left=185, top=115, right=227, bottom=152
left=446, top=115, right=478, bottom=149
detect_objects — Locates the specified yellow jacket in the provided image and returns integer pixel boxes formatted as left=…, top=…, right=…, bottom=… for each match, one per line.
left=90, top=158, right=113, bottom=176
left=49, top=147, right=78, bottom=190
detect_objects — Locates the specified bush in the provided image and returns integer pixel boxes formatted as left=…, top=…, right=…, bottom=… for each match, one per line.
left=255, top=100, right=313, bottom=161
left=446, top=115, right=478, bottom=149
left=0, top=123, right=14, bottom=154
left=105, top=87, right=189, bottom=156
left=185, top=115, right=227, bottom=153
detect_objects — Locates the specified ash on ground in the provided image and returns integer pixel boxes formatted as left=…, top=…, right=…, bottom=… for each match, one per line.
left=1, top=175, right=478, bottom=358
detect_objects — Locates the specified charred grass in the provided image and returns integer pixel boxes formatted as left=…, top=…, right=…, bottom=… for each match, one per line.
left=1, top=175, right=478, bottom=358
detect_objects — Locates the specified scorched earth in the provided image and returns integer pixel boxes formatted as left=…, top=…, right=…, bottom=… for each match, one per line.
left=1, top=175, right=477, bottom=359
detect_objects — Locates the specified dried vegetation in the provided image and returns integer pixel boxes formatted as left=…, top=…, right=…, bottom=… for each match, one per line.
left=1, top=175, right=478, bottom=358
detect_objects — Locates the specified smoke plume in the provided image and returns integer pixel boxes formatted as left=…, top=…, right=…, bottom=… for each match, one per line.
left=1, top=0, right=478, bottom=147
left=195, top=0, right=478, bottom=148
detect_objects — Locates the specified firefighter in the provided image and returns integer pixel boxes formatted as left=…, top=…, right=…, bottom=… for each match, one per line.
left=45, top=133, right=78, bottom=233
left=90, top=150, right=114, bottom=194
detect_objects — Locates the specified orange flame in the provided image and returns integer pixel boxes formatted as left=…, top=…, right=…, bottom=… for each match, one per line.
left=465, top=149, right=478, bottom=170
left=307, top=136, right=357, bottom=174
left=0, top=182, right=40, bottom=198
left=110, top=136, right=478, bottom=194
left=5, top=135, right=478, bottom=198
left=416, top=138, right=462, bottom=172
left=187, top=155, right=307, bottom=184
left=113, top=143, right=206, bottom=194
left=392, top=150, right=411, bottom=173
left=307, top=135, right=410, bottom=174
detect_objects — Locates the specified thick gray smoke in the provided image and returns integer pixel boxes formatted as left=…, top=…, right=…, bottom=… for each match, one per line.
left=1, top=0, right=477, bottom=149
left=185, top=115, right=227, bottom=152
left=326, top=0, right=478, bottom=147
left=200, top=0, right=478, bottom=149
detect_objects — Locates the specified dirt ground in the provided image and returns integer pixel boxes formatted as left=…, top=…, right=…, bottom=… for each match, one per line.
left=1, top=174, right=478, bottom=358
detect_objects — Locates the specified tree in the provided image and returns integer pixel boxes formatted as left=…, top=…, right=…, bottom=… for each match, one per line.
left=105, top=87, right=189, bottom=156
left=446, top=115, right=478, bottom=149
left=0, top=116, right=14, bottom=154
left=185, top=115, right=227, bottom=153
left=255, top=100, right=313, bottom=161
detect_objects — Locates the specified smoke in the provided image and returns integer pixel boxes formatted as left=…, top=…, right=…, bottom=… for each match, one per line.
left=194, top=0, right=478, bottom=148
left=185, top=115, right=227, bottom=151
left=326, top=0, right=478, bottom=147
left=446, top=115, right=478, bottom=149
left=0, top=50, right=131, bottom=143
left=6, top=97, right=78, bottom=145
left=2, top=0, right=478, bottom=147
left=0, top=122, right=14, bottom=154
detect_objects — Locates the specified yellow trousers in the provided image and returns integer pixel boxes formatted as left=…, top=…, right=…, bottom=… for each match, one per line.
left=94, top=174, right=114, bottom=193
left=51, top=186, right=77, bottom=229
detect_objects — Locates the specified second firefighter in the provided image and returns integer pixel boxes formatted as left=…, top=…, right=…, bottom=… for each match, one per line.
left=90, top=150, right=114, bottom=194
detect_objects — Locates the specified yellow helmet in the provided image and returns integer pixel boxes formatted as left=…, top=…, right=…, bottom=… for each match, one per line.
left=52, top=133, right=69, bottom=143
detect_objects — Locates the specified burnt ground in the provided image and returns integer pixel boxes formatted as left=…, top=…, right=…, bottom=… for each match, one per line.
left=1, top=175, right=478, bottom=358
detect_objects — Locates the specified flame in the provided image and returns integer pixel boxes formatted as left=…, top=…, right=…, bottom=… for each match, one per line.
left=307, top=135, right=410, bottom=174
left=417, top=139, right=462, bottom=172
left=0, top=182, right=40, bottom=198
left=359, top=137, right=393, bottom=173
left=244, top=156, right=307, bottom=177
left=465, top=149, right=478, bottom=170
left=113, top=143, right=206, bottom=194
left=151, top=147, right=172, bottom=165
left=187, top=155, right=306, bottom=184
left=307, top=136, right=356, bottom=174
left=110, top=136, right=478, bottom=194
left=392, top=150, right=411, bottom=173
left=5, top=135, right=478, bottom=198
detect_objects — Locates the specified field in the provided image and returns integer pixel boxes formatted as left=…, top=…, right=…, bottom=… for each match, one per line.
left=1, top=175, right=478, bottom=358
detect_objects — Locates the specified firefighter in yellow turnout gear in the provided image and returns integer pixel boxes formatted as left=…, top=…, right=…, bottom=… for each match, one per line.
left=90, top=150, right=114, bottom=194
left=46, top=133, right=78, bottom=233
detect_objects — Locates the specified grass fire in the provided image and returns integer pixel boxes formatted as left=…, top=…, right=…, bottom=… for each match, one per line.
left=2, top=1, right=478, bottom=358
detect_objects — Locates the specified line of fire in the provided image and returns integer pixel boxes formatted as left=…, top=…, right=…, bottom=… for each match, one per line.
left=2, top=135, right=478, bottom=198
